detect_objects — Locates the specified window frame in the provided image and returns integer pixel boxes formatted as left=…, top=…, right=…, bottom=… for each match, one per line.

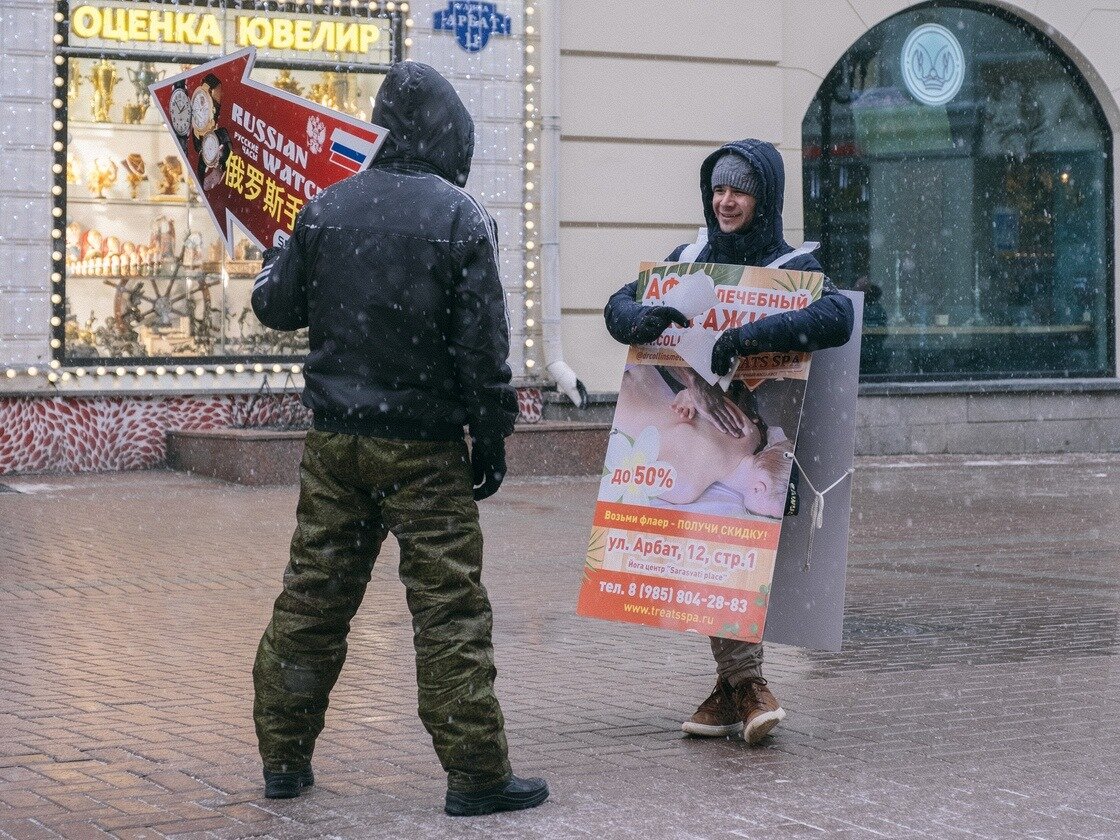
left=804, top=0, right=1116, bottom=383
left=53, top=0, right=404, bottom=367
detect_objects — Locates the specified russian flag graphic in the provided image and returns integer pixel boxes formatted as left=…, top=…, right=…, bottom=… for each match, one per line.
left=328, top=127, right=376, bottom=174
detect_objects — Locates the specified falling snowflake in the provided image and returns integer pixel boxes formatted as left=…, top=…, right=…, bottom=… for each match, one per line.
left=306, top=116, right=326, bottom=154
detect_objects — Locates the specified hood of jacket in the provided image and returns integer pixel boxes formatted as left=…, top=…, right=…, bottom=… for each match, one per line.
left=699, top=139, right=793, bottom=266
left=371, top=61, right=475, bottom=186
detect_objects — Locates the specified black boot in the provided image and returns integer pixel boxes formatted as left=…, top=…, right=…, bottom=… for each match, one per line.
left=444, top=775, right=549, bottom=817
left=263, top=767, right=315, bottom=799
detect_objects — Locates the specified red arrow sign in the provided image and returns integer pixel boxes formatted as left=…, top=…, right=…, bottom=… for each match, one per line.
left=149, top=47, right=388, bottom=255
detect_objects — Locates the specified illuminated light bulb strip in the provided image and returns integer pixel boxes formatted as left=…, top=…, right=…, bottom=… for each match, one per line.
left=1, top=365, right=304, bottom=382
left=521, top=2, right=541, bottom=374
left=51, top=6, right=68, bottom=374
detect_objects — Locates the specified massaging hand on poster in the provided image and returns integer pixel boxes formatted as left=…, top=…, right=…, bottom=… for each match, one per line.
left=600, top=139, right=854, bottom=745
left=612, top=365, right=792, bottom=519
left=665, top=365, right=756, bottom=439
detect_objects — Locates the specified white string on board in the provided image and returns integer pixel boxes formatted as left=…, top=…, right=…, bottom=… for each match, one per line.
left=791, top=455, right=854, bottom=571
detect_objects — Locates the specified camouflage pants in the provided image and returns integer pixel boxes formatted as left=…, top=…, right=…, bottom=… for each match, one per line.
left=253, top=430, right=512, bottom=793
left=709, top=637, right=764, bottom=687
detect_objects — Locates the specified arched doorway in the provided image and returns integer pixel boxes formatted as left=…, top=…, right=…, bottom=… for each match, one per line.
left=803, top=1, right=1113, bottom=380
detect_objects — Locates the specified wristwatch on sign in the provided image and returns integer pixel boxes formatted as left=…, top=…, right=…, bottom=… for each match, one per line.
left=200, top=132, right=221, bottom=168
left=169, top=81, right=190, bottom=139
left=191, top=73, right=222, bottom=142
left=199, top=128, right=231, bottom=191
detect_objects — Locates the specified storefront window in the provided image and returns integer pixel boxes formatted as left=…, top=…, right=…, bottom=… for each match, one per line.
left=57, top=1, right=398, bottom=363
left=803, top=1, right=1113, bottom=380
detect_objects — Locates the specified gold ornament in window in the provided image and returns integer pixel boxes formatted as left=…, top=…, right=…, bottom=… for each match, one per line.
left=153, top=155, right=186, bottom=201
left=87, top=157, right=118, bottom=200
left=68, top=61, right=83, bottom=105
left=121, top=154, right=147, bottom=200
left=89, top=59, right=120, bottom=123
left=274, top=69, right=304, bottom=97
left=123, top=62, right=163, bottom=124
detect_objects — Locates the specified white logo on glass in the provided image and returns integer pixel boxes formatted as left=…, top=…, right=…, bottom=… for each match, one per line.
left=901, top=23, right=965, bottom=106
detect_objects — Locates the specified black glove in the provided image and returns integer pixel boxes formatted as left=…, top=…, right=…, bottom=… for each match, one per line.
left=628, top=306, right=689, bottom=345
left=711, top=326, right=754, bottom=376
left=470, top=436, right=507, bottom=501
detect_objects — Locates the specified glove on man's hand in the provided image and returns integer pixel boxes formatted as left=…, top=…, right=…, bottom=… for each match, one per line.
left=711, top=326, right=755, bottom=376
left=628, top=306, right=689, bottom=345
left=471, top=436, right=507, bottom=501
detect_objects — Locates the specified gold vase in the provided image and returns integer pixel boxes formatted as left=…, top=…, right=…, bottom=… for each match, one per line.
left=68, top=61, right=82, bottom=105
left=274, top=69, right=304, bottom=97
left=308, top=77, right=337, bottom=110
left=89, top=59, right=120, bottom=123
left=122, top=103, right=147, bottom=125
left=126, top=61, right=163, bottom=109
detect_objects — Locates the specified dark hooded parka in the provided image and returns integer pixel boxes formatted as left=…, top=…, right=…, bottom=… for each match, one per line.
left=605, top=139, right=854, bottom=354
left=251, top=61, right=518, bottom=794
left=253, top=61, right=517, bottom=444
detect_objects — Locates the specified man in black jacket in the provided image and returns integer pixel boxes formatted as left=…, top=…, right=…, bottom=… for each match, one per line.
left=250, top=61, right=547, bottom=817
left=604, top=139, right=854, bottom=745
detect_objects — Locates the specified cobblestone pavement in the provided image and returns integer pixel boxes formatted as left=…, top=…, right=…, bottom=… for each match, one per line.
left=2, top=454, right=1120, bottom=839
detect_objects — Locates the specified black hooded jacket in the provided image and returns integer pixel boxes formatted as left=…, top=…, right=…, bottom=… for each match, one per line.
left=252, top=62, right=517, bottom=442
left=605, top=139, right=854, bottom=354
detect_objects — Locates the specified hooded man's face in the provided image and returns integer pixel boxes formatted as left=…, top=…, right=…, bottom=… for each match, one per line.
left=712, top=185, right=757, bottom=234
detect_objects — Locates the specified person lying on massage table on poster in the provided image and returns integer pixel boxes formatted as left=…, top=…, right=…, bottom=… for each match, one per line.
left=611, top=364, right=793, bottom=520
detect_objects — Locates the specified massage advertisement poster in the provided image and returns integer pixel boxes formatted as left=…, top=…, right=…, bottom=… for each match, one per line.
left=577, top=261, right=823, bottom=641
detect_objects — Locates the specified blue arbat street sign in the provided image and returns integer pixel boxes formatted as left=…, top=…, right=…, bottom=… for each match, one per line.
left=433, top=1, right=512, bottom=53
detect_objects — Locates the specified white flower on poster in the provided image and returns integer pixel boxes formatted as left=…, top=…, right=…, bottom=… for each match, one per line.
left=599, top=426, right=676, bottom=506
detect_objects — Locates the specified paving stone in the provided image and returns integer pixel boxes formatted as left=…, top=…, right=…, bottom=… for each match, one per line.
left=1, top=458, right=1119, bottom=837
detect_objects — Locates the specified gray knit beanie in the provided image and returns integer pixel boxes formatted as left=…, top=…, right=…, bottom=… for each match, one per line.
left=711, top=154, right=761, bottom=197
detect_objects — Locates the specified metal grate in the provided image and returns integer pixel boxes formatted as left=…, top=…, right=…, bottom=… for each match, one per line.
left=231, top=374, right=311, bottom=432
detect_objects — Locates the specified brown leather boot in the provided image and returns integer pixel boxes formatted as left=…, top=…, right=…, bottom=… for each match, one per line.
left=681, top=678, right=743, bottom=737
left=736, top=678, right=786, bottom=745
